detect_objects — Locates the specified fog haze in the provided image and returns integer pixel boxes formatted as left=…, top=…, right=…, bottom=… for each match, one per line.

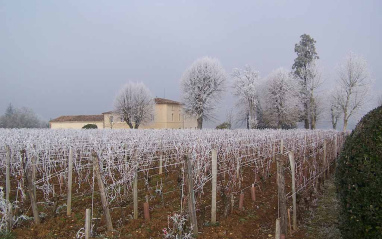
left=1, top=0, right=381, bottom=129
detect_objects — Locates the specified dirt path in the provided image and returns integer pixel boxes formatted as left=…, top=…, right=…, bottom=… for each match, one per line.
left=299, top=176, right=342, bottom=239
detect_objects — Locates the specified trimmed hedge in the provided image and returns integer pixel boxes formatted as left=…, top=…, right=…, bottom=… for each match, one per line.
left=216, top=122, right=231, bottom=130
left=82, top=124, right=98, bottom=129
left=336, top=106, right=382, bottom=238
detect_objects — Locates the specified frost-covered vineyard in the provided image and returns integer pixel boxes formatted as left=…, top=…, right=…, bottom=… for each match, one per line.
left=0, top=129, right=345, bottom=237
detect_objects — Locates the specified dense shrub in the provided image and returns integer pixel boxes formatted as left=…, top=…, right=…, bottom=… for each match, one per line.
left=82, top=124, right=98, bottom=129
left=336, top=106, right=382, bottom=238
left=216, top=122, right=231, bottom=129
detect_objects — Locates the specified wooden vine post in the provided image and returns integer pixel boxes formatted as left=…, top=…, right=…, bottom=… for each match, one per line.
left=31, top=156, right=37, bottom=200
left=211, top=149, right=217, bottom=224
left=159, top=140, right=163, bottom=175
left=334, top=135, right=338, bottom=157
left=323, top=139, right=328, bottom=174
left=251, top=184, right=256, bottom=201
left=92, top=151, right=113, bottom=232
left=67, top=147, right=73, bottom=216
left=85, top=208, right=91, bottom=239
left=275, top=218, right=281, bottom=239
left=144, top=195, right=150, bottom=221
left=133, top=170, right=138, bottom=219
left=123, top=144, right=129, bottom=199
left=159, top=153, right=163, bottom=175
left=236, top=157, right=240, bottom=180
left=231, top=194, right=235, bottom=213
left=288, top=151, right=297, bottom=231
left=287, top=208, right=292, bottom=235
left=6, top=145, right=12, bottom=232
left=5, top=145, right=10, bottom=203
left=276, top=139, right=287, bottom=236
left=7, top=202, right=12, bottom=232
left=239, top=192, right=244, bottom=210
left=25, top=153, right=40, bottom=225
left=185, top=154, right=198, bottom=235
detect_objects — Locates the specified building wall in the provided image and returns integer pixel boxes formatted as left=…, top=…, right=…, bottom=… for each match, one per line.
left=50, top=121, right=104, bottom=129
left=103, top=104, right=197, bottom=129
left=184, top=114, right=198, bottom=129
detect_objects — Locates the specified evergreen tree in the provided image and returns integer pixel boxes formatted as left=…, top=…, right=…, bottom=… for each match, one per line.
left=292, top=34, right=319, bottom=129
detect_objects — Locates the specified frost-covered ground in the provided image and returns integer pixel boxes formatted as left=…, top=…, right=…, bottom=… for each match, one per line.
left=0, top=128, right=346, bottom=237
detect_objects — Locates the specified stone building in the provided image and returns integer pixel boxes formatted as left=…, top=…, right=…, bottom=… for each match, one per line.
left=49, top=98, right=197, bottom=129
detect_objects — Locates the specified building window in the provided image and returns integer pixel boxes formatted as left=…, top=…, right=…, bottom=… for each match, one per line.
left=172, top=113, right=174, bottom=121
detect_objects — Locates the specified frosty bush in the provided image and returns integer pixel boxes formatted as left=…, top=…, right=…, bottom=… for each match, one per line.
left=163, top=213, right=193, bottom=239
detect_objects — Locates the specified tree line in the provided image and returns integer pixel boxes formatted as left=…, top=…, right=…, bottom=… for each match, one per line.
left=181, top=34, right=373, bottom=131
left=0, top=104, right=48, bottom=128
left=115, top=34, right=374, bottom=131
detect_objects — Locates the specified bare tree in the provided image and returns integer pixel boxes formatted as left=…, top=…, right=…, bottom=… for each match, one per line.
left=114, top=82, right=154, bottom=129
left=329, top=93, right=342, bottom=130
left=232, top=65, right=260, bottom=129
left=261, top=68, right=300, bottom=129
left=181, top=57, right=227, bottom=129
left=310, top=94, right=326, bottom=129
left=378, top=93, right=382, bottom=106
left=334, top=53, right=371, bottom=131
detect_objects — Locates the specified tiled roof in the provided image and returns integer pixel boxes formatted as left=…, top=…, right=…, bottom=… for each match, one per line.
left=50, top=115, right=103, bottom=122
left=67, top=98, right=181, bottom=118
left=154, top=97, right=182, bottom=105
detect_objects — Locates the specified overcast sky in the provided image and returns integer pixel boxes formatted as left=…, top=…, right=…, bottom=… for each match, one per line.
left=1, top=0, right=381, bottom=129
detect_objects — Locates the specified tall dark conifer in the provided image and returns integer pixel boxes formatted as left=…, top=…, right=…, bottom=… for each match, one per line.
left=292, top=34, right=319, bottom=129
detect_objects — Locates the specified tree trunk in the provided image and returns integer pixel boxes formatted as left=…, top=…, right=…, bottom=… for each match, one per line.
left=247, top=113, right=250, bottom=129
left=249, top=100, right=257, bottom=129
left=310, top=114, right=316, bottom=129
left=343, top=109, right=348, bottom=132
left=343, top=118, right=348, bottom=132
left=197, top=117, right=203, bottom=129
left=331, top=109, right=337, bottom=130
left=124, top=119, right=134, bottom=129
left=309, top=89, right=316, bottom=130
left=304, top=102, right=309, bottom=129
left=333, top=118, right=338, bottom=130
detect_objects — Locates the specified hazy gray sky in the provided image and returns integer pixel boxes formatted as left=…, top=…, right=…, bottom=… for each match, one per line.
left=1, top=0, right=381, bottom=128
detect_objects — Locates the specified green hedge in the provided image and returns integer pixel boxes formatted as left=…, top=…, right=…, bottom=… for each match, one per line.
left=336, top=106, right=382, bottom=238
left=216, top=122, right=231, bottom=129
left=82, top=124, right=98, bottom=129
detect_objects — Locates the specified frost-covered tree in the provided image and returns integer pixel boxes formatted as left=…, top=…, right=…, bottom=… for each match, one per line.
left=225, top=108, right=234, bottom=129
left=0, top=104, right=47, bottom=128
left=329, top=93, right=342, bottom=130
left=333, top=53, right=371, bottom=131
left=300, top=61, right=324, bottom=129
left=114, top=82, right=154, bottom=129
left=232, top=65, right=260, bottom=129
left=261, top=68, right=300, bottom=129
left=292, top=34, right=319, bottom=129
left=181, top=57, right=227, bottom=129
